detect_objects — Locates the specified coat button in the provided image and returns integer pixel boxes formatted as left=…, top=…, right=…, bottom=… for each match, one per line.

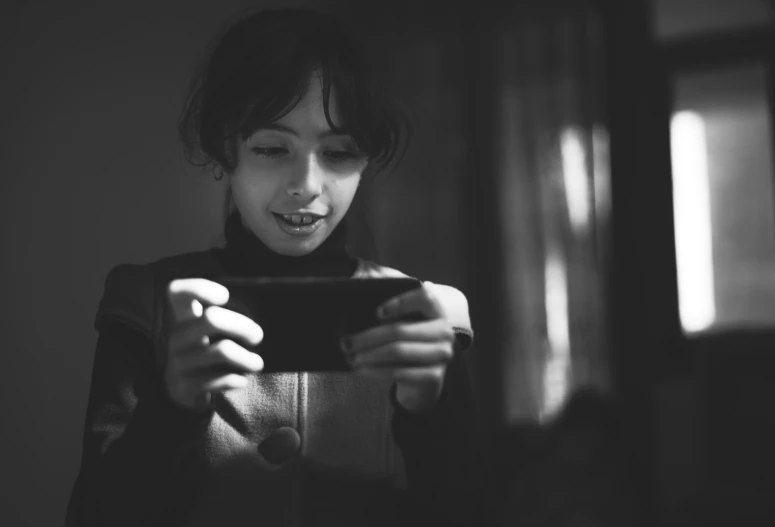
left=258, top=426, right=301, bottom=465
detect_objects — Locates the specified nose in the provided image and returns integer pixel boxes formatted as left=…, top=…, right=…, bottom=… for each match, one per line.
left=286, top=153, right=324, bottom=199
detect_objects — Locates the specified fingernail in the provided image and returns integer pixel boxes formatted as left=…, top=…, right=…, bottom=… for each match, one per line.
left=378, top=298, right=398, bottom=319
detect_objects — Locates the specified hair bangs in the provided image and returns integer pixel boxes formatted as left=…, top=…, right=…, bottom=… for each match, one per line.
left=179, top=7, right=411, bottom=177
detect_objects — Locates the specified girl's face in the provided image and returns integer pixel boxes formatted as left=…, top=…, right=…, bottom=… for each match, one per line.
left=229, top=74, right=367, bottom=256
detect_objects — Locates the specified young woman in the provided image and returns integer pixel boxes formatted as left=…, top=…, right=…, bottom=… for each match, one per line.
left=66, top=7, right=490, bottom=527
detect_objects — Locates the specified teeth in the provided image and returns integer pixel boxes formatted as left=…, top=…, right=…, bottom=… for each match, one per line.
left=282, top=214, right=317, bottom=226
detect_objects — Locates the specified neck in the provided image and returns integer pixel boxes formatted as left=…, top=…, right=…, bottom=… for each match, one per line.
left=219, top=212, right=358, bottom=278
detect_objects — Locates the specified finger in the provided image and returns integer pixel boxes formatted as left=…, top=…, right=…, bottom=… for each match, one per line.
left=342, top=319, right=454, bottom=356
left=355, top=365, right=446, bottom=383
left=166, top=371, right=248, bottom=408
left=167, top=278, right=230, bottom=323
left=188, top=372, right=251, bottom=393
left=178, top=339, right=264, bottom=374
left=376, top=284, right=444, bottom=322
left=169, top=306, right=263, bottom=353
left=349, top=341, right=453, bottom=368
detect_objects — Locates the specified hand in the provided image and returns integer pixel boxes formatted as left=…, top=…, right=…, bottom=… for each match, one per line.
left=164, top=278, right=264, bottom=412
left=341, top=284, right=456, bottom=413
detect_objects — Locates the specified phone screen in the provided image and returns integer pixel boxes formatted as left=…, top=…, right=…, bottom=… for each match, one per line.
left=207, top=276, right=423, bottom=373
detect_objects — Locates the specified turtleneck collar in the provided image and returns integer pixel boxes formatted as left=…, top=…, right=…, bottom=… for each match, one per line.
left=218, top=212, right=358, bottom=278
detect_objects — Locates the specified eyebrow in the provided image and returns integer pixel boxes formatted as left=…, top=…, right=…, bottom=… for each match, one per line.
left=258, top=123, right=351, bottom=139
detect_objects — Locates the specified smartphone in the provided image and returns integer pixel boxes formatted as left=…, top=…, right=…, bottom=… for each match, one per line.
left=207, top=276, right=423, bottom=373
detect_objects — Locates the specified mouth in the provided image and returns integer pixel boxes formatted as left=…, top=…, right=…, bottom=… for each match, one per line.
left=272, top=212, right=327, bottom=237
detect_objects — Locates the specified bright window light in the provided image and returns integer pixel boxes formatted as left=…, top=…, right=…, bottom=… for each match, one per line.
left=560, top=127, right=591, bottom=234
left=670, top=111, right=716, bottom=333
left=541, top=249, right=571, bottom=421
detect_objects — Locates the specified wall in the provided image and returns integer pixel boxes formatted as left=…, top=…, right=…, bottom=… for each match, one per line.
left=0, top=1, right=327, bottom=525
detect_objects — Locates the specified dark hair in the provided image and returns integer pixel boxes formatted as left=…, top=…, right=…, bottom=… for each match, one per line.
left=178, top=7, right=411, bottom=183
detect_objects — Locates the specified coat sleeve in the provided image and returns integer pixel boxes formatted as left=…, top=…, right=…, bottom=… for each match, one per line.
left=390, top=284, right=495, bottom=527
left=65, top=264, right=214, bottom=527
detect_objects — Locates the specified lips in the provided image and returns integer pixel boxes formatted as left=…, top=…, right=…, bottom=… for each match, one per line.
left=272, top=212, right=326, bottom=237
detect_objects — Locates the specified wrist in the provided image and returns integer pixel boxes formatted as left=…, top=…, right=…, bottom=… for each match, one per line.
left=395, top=381, right=443, bottom=414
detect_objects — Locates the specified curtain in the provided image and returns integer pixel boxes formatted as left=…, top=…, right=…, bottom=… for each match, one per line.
left=489, top=8, right=612, bottom=425
left=480, top=8, right=639, bottom=526
left=330, top=1, right=633, bottom=524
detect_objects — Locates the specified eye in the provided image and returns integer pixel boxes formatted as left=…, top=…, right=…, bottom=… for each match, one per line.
left=324, top=150, right=360, bottom=163
left=252, top=147, right=288, bottom=159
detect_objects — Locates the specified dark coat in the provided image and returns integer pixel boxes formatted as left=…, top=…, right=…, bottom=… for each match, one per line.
left=66, top=248, right=489, bottom=527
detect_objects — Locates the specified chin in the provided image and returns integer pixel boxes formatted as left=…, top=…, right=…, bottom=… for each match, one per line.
left=272, top=238, right=322, bottom=257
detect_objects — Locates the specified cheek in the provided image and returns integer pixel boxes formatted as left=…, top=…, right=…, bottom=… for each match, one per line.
left=329, top=181, right=359, bottom=216
left=230, top=171, right=275, bottom=212
left=335, top=173, right=362, bottom=204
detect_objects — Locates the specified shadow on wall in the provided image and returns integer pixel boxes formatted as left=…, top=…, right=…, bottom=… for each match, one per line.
left=0, top=1, right=338, bottom=526
left=692, top=329, right=775, bottom=524
left=498, top=387, right=639, bottom=527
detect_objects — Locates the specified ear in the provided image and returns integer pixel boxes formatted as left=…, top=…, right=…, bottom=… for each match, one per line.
left=213, top=163, right=228, bottom=181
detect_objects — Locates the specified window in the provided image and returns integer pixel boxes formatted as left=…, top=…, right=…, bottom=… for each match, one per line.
left=658, top=0, right=775, bottom=334
left=671, top=65, right=775, bottom=333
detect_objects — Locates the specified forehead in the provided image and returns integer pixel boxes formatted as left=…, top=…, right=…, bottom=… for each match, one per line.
left=275, top=73, right=342, bottom=129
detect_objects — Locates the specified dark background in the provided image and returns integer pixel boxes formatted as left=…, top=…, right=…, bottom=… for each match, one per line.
left=1, top=0, right=773, bottom=526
